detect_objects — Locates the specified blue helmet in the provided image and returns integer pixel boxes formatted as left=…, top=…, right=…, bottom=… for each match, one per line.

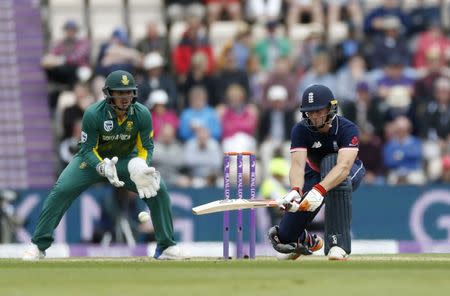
left=300, top=84, right=338, bottom=129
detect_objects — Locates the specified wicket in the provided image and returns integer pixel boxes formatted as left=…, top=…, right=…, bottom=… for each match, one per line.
left=223, top=152, right=256, bottom=259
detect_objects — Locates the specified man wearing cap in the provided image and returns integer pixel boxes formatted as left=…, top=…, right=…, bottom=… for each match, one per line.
left=41, top=20, right=91, bottom=108
left=146, top=89, right=179, bottom=141
left=268, top=84, right=366, bottom=260
left=138, top=52, right=178, bottom=110
left=23, top=70, right=186, bottom=260
left=370, top=15, right=410, bottom=69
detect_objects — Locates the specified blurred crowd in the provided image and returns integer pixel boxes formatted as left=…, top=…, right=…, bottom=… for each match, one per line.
left=42, top=0, right=450, bottom=191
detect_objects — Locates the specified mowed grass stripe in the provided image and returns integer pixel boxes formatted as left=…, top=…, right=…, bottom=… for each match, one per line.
left=1, top=255, right=450, bottom=296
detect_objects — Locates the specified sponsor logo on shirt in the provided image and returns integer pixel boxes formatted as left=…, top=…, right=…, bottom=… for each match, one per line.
left=104, top=120, right=114, bottom=132
left=81, top=131, right=87, bottom=143
left=349, top=136, right=359, bottom=147
left=311, top=141, right=322, bottom=148
left=102, top=134, right=131, bottom=141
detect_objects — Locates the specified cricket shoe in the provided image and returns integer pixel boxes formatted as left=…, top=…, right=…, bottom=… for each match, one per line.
left=328, top=246, right=348, bottom=261
left=276, top=231, right=323, bottom=261
left=22, top=244, right=46, bottom=261
left=154, top=245, right=189, bottom=260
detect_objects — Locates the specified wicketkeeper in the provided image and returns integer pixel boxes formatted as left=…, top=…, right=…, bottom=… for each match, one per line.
left=23, top=70, right=185, bottom=260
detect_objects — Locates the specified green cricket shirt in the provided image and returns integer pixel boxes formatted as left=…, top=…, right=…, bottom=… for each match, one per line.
left=78, top=100, right=154, bottom=168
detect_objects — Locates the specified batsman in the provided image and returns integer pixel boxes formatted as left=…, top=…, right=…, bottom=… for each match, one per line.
left=23, top=70, right=185, bottom=260
left=268, top=84, right=366, bottom=260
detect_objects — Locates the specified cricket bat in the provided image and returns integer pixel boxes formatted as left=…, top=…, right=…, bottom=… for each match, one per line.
left=192, top=199, right=278, bottom=215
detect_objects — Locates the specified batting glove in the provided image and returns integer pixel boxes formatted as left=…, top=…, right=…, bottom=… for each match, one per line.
left=276, top=188, right=301, bottom=212
left=299, top=184, right=327, bottom=211
left=96, top=157, right=125, bottom=188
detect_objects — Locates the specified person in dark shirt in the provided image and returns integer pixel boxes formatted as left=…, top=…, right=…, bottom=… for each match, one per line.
left=268, top=84, right=366, bottom=261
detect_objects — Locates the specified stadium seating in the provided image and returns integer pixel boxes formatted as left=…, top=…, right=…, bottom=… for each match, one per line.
left=0, top=0, right=54, bottom=188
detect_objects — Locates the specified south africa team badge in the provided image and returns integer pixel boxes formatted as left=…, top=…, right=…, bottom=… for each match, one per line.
left=104, top=120, right=114, bottom=132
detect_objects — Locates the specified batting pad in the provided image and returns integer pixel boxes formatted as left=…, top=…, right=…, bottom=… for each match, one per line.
left=320, top=154, right=352, bottom=255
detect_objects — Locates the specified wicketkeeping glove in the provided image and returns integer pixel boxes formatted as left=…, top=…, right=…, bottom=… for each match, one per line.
left=128, top=157, right=160, bottom=199
left=96, top=157, right=125, bottom=188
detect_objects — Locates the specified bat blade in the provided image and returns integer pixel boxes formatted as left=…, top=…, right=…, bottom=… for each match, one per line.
left=192, top=199, right=278, bottom=215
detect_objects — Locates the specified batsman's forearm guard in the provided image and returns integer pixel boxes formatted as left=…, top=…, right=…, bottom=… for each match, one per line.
left=320, top=154, right=352, bottom=255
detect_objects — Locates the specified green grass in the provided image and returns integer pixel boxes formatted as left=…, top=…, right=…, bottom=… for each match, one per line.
left=1, top=255, right=450, bottom=296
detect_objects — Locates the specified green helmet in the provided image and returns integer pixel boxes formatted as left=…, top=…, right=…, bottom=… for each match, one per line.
left=102, top=70, right=138, bottom=110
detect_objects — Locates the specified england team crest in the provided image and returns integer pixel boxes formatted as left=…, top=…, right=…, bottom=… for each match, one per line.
left=104, top=120, right=114, bottom=132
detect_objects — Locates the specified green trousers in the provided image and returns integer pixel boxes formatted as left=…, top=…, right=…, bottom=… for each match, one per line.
left=32, top=155, right=176, bottom=252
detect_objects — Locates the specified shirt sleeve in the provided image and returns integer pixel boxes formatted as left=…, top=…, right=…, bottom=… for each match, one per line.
left=136, top=107, right=154, bottom=165
left=338, top=124, right=360, bottom=150
left=290, top=123, right=308, bottom=152
left=79, top=109, right=103, bottom=168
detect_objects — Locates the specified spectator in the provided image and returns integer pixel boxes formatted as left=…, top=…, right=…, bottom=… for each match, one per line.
left=376, top=55, right=415, bottom=101
left=62, top=83, right=94, bottom=140
left=261, top=57, right=299, bottom=110
left=414, top=47, right=446, bottom=104
left=135, top=21, right=169, bottom=59
left=179, top=86, right=221, bottom=141
left=414, top=20, right=450, bottom=71
left=285, top=0, right=324, bottom=27
left=165, top=0, right=206, bottom=23
left=232, top=25, right=253, bottom=71
left=247, top=54, right=269, bottom=105
left=58, top=119, right=81, bottom=170
left=258, top=85, right=296, bottom=144
left=41, top=20, right=90, bottom=110
left=246, top=0, right=282, bottom=23
left=333, top=27, right=362, bottom=70
left=408, top=0, right=441, bottom=35
left=419, top=77, right=450, bottom=181
left=254, top=21, right=291, bottom=71
left=96, top=28, right=142, bottom=76
left=363, top=0, right=410, bottom=37
left=91, top=75, right=106, bottom=102
left=41, top=20, right=90, bottom=87
left=298, top=51, right=336, bottom=96
left=258, top=85, right=297, bottom=173
left=153, top=124, right=189, bottom=187
left=293, top=23, right=326, bottom=76
left=146, top=90, right=179, bottom=141
left=138, top=52, right=178, bottom=109
left=214, top=43, right=250, bottom=105
left=425, top=77, right=450, bottom=141
left=358, top=124, right=385, bottom=184
left=327, top=0, right=363, bottom=32
left=172, top=15, right=215, bottom=79
left=217, top=84, right=258, bottom=142
left=181, top=52, right=215, bottom=109
left=369, top=16, right=410, bottom=69
left=184, top=126, right=222, bottom=187
left=335, top=55, right=367, bottom=103
left=383, top=116, right=425, bottom=185
left=204, top=0, right=242, bottom=23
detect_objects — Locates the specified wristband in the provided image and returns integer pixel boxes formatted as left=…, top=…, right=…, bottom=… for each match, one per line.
left=291, top=187, right=300, bottom=193
left=313, top=184, right=327, bottom=195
